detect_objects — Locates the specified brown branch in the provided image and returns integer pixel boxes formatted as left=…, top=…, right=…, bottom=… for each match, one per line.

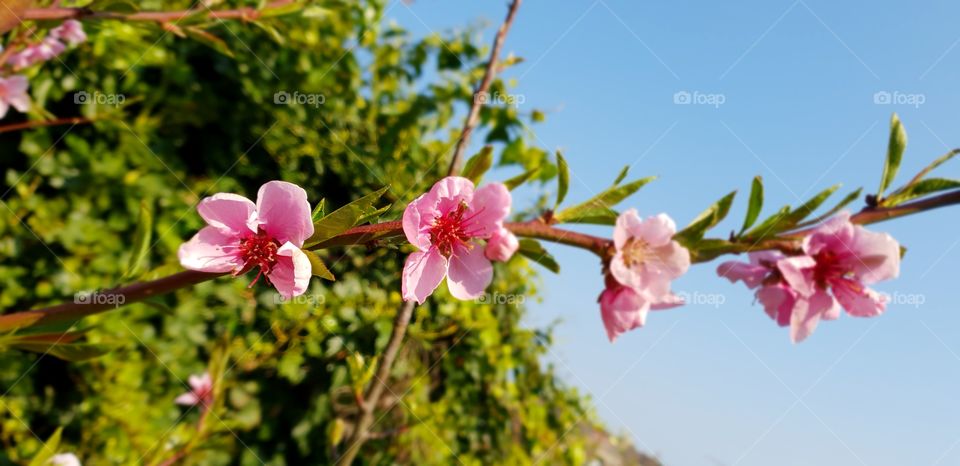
left=22, top=1, right=293, bottom=23
left=445, top=0, right=522, bottom=176
left=0, top=117, right=93, bottom=134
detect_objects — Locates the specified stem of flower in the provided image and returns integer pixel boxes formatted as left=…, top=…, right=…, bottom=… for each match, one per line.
left=22, top=1, right=294, bottom=22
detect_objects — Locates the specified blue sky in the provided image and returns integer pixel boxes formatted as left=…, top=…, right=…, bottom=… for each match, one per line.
left=390, top=1, right=960, bottom=465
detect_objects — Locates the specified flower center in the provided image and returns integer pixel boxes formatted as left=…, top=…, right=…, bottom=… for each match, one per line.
left=812, top=250, right=851, bottom=289
left=237, top=230, right=280, bottom=287
left=430, top=202, right=471, bottom=256
left=621, top=238, right=649, bottom=268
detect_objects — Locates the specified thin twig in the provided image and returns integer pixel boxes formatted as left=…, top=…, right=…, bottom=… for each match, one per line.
left=22, top=1, right=293, bottom=22
left=0, top=117, right=93, bottom=134
left=445, top=0, right=522, bottom=176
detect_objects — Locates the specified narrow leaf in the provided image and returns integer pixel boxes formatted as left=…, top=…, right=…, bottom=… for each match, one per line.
left=613, top=165, right=630, bottom=185
left=745, top=205, right=791, bottom=239
left=878, top=112, right=907, bottom=197
left=304, top=187, right=389, bottom=247
left=783, top=184, right=840, bottom=226
left=555, top=151, right=570, bottom=208
left=517, top=239, right=560, bottom=273
left=794, top=188, right=863, bottom=228
left=884, top=178, right=960, bottom=206
left=503, top=167, right=540, bottom=190
left=14, top=342, right=114, bottom=362
left=740, top=176, right=764, bottom=233
left=461, top=146, right=494, bottom=184
left=304, top=250, right=336, bottom=281
left=122, top=201, right=153, bottom=280
left=554, top=177, right=655, bottom=223
left=312, top=198, right=327, bottom=222
left=27, top=428, right=62, bottom=466
left=675, top=191, right=737, bottom=244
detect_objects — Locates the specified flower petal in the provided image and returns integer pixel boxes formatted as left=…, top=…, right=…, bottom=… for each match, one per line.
left=638, top=213, right=677, bottom=247
left=429, top=176, right=475, bottom=213
left=174, top=392, right=200, bottom=406
left=402, top=191, right=438, bottom=250
left=484, top=227, right=519, bottom=262
left=648, top=241, right=690, bottom=279
left=256, top=181, right=314, bottom=246
left=599, top=286, right=650, bottom=342
left=790, top=290, right=835, bottom=343
left=447, top=244, right=493, bottom=300
left=464, top=182, right=511, bottom=238
left=717, top=260, right=769, bottom=289
left=610, top=251, right=642, bottom=289
left=848, top=226, right=901, bottom=284
left=401, top=248, right=448, bottom=304
left=614, top=208, right=643, bottom=249
left=832, top=278, right=885, bottom=317
left=776, top=255, right=817, bottom=297
left=178, top=226, right=243, bottom=273
left=267, top=243, right=312, bottom=299
left=756, top=284, right=796, bottom=327
left=197, top=193, right=258, bottom=236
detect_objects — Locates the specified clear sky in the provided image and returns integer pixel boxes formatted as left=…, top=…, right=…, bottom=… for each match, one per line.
left=390, top=1, right=960, bottom=465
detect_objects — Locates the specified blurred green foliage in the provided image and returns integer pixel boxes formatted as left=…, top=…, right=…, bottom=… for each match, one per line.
left=0, top=1, right=650, bottom=464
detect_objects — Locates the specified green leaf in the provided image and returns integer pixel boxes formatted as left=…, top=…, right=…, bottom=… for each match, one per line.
left=884, top=178, right=960, bottom=206
left=613, top=165, right=630, bottom=185
left=675, top=190, right=736, bottom=244
left=740, top=176, right=764, bottom=234
left=461, top=146, right=494, bottom=184
left=304, top=250, right=336, bottom=281
left=13, top=342, right=115, bottom=362
left=555, top=151, right=570, bottom=208
left=795, top=188, right=863, bottom=228
left=782, top=184, right=840, bottom=226
left=745, top=205, right=791, bottom=239
left=689, top=239, right=734, bottom=263
left=503, top=167, right=540, bottom=190
left=312, top=198, right=327, bottom=222
left=879, top=113, right=907, bottom=197
left=517, top=239, right=560, bottom=273
left=554, top=177, right=655, bottom=224
left=185, top=27, right=235, bottom=58
left=27, top=427, right=62, bottom=466
left=122, top=201, right=153, bottom=281
left=304, top=187, right=389, bottom=247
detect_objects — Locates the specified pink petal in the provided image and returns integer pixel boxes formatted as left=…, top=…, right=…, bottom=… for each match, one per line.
left=429, top=176, right=475, bottom=213
left=401, top=248, right=447, bottom=304
left=832, top=278, right=885, bottom=317
left=197, top=193, right=258, bottom=236
left=776, top=255, right=817, bottom=297
left=256, top=181, right=314, bottom=246
left=446, top=244, right=493, bottom=300
left=717, top=260, right=768, bottom=289
left=756, top=284, right=796, bottom=327
left=464, top=182, right=511, bottom=238
left=613, top=208, right=643, bottom=249
left=484, top=227, right=519, bottom=262
left=0, top=101, right=9, bottom=119
left=648, top=241, right=690, bottom=279
left=599, top=286, right=650, bottom=342
left=610, top=250, right=643, bottom=289
left=402, top=191, right=438, bottom=250
left=267, top=242, right=312, bottom=298
left=847, top=226, right=901, bottom=284
left=175, top=392, right=199, bottom=406
left=790, top=290, right=835, bottom=343
left=638, top=213, right=677, bottom=247
left=178, top=226, right=243, bottom=273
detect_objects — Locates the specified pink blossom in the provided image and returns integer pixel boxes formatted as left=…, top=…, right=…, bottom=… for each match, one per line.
left=178, top=181, right=314, bottom=298
left=8, top=37, right=66, bottom=69
left=609, top=209, right=690, bottom=302
left=776, top=212, right=900, bottom=342
left=49, top=453, right=81, bottom=466
left=718, top=251, right=799, bottom=329
left=401, top=176, right=511, bottom=303
left=175, top=372, right=213, bottom=407
left=0, top=75, right=29, bottom=118
left=50, top=20, right=87, bottom=46
left=484, top=227, right=518, bottom=262
left=599, top=281, right=683, bottom=342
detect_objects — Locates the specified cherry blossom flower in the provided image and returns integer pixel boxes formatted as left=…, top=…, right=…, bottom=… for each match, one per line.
left=178, top=181, right=314, bottom=298
left=0, top=75, right=29, bottom=118
left=777, top=212, right=900, bottom=342
left=175, top=372, right=213, bottom=407
left=49, top=453, right=81, bottom=466
left=8, top=37, right=66, bottom=69
left=401, top=176, right=511, bottom=304
left=609, top=209, right=689, bottom=303
left=718, top=213, right=900, bottom=343
left=484, top=227, right=518, bottom=262
left=50, top=20, right=87, bottom=46
left=599, top=280, right=683, bottom=342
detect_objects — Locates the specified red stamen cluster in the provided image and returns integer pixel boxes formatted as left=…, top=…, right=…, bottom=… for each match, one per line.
left=812, top=250, right=848, bottom=289
left=237, top=230, right=280, bottom=287
left=430, top=202, right=471, bottom=256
